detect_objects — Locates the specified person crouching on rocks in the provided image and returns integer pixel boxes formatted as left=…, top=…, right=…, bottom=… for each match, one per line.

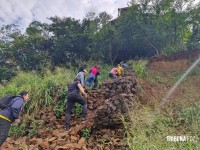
left=109, top=67, right=119, bottom=79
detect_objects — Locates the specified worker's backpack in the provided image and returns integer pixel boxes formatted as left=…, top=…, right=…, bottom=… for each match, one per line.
left=0, top=95, right=16, bottom=110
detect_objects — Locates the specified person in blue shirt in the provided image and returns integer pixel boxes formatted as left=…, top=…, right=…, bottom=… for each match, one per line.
left=0, top=91, right=29, bottom=147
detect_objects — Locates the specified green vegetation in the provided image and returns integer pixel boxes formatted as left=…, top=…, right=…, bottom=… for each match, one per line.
left=0, top=56, right=199, bottom=149
left=54, top=87, right=67, bottom=117
left=1, top=0, right=200, bottom=82
left=131, top=60, right=148, bottom=78
left=122, top=59, right=200, bottom=150
left=80, top=128, right=91, bottom=139
left=9, top=124, right=26, bottom=138
left=72, top=103, right=82, bottom=117
left=9, top=119, right=45, bottom=138
left=0, top=0, right=200, bottom=148
left=122, top=103, right=200, bottom=150
left=0, top=68, right=74, bottom=137
left=0, top=68, right=74, bottom=115
left=54, top=99, right=66, bottom=118
left=28, top=120, right=45, bottom=137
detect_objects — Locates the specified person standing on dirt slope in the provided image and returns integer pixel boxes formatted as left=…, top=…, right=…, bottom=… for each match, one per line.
left=92, top=65, right=100, bottom=90
left=86, top=65, right=99, bottom=88
left=75, top=64, right=88, bottom=87
left=65, top=79, right=88, bottom=130
left=0, top=91, right=30, bottom=147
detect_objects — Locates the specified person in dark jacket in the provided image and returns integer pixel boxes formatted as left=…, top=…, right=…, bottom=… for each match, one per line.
left=0, top=91, right=29, bottom=147
left=65, top=79, right=87, bottom=130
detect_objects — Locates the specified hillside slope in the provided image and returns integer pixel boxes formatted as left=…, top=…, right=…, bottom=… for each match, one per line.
left=1, top=50, right=200, bottom=150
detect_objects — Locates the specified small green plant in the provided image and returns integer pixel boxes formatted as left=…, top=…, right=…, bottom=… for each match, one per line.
left=28, top=122, right=37, bottom=137
left=133, top=60, right=148, bottom=78
left=28, top=120, right=44, bottom=137
left=9, top=124, right=26, bottom=138
left=80, top=128, right=91, bottom=139
left=54, top=87, right=67, bottom=117
left=72, top=103, right=82, bottom=117
left=54, top=100, right=66, bottom=117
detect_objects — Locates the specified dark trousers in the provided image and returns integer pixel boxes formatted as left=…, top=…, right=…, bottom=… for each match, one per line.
left=65, top=93, right=87, bottom=127
left=93, top=76, right=98, bottom=89
left=109, top=73, right=116, bottom=79
left=0, top=118, right=11, bottom=147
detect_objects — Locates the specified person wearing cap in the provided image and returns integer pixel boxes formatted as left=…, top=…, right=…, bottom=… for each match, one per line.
left=0, top=91, right=30, bottom=147
left=120, top=61, right=128, bottom=68
left=65, top=79, right=87, bottom=130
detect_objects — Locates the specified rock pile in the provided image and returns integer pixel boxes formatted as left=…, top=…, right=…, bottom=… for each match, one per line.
left=94, top=76, right=137, bottom=128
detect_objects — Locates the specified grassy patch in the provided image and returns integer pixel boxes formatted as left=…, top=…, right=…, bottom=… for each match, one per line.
left=0, top=68, right=74, bottom=115
left=127, top=59, right=148, bottom=78
left=0, top=67, right=74, bottom=137
left=123, top=103, right=200, bottom=149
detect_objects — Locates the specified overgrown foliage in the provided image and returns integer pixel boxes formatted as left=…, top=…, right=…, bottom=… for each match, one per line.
left=0, top=68, right=74, bottom=115
left=54, top=87, right=67, bottom=117
left=0, top=68, right=74, bottom=137
left=1, top=0, right=200, bottom=81
left=122, top=103, right=200, bottom=150
left=131, top=60, right=148, bottom=78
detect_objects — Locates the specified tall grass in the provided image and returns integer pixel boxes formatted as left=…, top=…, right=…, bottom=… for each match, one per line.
left=0, top=67, right=75, bottom=115
left=122, top=103, right=200, bottom=150
left=0, top=67, right=75, bottom=137
left=98, top=63, right=112, bottom=81
left=127, top=59, right=148, bottom=78
left=119, top=57, right=200, bottom=149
